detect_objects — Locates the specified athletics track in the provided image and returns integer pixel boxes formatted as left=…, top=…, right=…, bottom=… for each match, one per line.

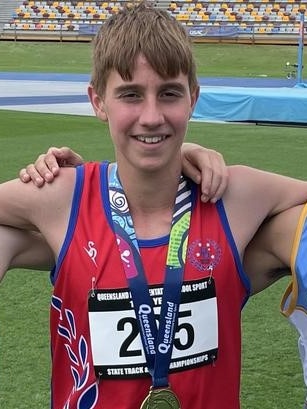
left=0, top=72, right=306, bottom=124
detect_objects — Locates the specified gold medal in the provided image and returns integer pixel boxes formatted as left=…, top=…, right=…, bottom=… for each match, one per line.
left=140, top=387, right=181, bottom=409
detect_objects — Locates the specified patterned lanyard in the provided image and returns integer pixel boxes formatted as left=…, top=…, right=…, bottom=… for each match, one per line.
left=108, top=164, right=192, bottom=388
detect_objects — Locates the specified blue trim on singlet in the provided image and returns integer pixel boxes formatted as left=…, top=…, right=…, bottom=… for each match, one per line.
left=216, top=199, right=251, bottom=307
left=100, top=161, right=113, bottom=232
left=50, top=165, right=85, bottom=285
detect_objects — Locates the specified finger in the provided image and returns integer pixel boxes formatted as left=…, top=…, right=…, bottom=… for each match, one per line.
left=210, top=168, right=229, bottom=203
left=206, top=156, right=229, bottom=203
left=181, top=156, right=201, bottom=184
left=51, top=146, right=84, bottom=166
left=41, top=151, right=61, bottom=176
left=25, top=164, right=46, bottom=187
left=200, top=167, right=213, bottom=203
left=19, top=168, right=31, bottom=183
left=32, top=153, right=57, bottom=182
left=199, top=153, right=228, bottom=203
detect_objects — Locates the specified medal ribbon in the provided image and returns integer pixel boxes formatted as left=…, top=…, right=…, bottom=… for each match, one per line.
left=108, top=164, right=192, bottom=388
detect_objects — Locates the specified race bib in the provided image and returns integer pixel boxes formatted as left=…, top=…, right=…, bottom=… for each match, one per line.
left=88, top=277, right=218, bottom=379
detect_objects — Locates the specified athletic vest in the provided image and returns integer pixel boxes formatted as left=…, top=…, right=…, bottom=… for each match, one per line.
left=50, top=162, right=250, bottom=409
left=280, top=204, right=307, bottom=407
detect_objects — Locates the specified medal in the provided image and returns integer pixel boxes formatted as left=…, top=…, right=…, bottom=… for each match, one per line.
left=140, top=387, right=181, bottom=409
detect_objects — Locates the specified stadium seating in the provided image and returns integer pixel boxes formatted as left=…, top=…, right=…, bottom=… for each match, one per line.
left=3, top=1, right=307, bottom=40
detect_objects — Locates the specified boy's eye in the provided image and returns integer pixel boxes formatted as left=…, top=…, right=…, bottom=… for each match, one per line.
left=160, top=85, right=185, bottom=98
left=160, top=89, right=184, bottom=100
left=119, top=92, right=140, bottom=100
left=162, top=90, right=180, bottom=97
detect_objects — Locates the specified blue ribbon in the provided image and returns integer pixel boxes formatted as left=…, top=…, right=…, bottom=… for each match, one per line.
left=108, top=164, right=191, bottom=388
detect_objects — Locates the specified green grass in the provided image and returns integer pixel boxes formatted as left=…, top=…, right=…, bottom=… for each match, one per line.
left=0, top=41, right=306, bottom=408
left=0, top=41, right=92, bottom=73
left=0, top=40, right=303, bottom=78
left=193, top=43, right=302, bottom=78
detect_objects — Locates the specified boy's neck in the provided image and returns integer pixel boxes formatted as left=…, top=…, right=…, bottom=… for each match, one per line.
left=115, top=163, right=182, bottom=239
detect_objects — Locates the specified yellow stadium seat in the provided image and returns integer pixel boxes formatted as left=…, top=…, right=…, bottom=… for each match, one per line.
left=177, top=13, right=189, bottom=20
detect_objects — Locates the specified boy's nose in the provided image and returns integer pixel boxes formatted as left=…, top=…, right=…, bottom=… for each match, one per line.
left=138, top=98, right=165, bottom=128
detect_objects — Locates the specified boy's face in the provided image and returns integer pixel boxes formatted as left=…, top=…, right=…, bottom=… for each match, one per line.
left=89, top=55, right=199, bottom=174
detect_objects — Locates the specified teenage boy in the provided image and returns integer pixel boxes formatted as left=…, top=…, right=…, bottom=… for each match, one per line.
left=1, top=3, right=307, bottom=408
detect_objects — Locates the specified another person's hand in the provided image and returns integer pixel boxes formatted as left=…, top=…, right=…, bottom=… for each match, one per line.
left=19, top=143, right=229, bottom=202
left=181, top=143, right=228, bottom=203
left=19, top=147, right=84, bottom=187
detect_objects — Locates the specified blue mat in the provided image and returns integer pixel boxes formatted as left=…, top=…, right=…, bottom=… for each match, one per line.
left=192, top=85, right=307, bottom=125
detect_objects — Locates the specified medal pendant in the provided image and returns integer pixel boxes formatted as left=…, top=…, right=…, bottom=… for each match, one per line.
left=140, top=387, right=181, bottom=409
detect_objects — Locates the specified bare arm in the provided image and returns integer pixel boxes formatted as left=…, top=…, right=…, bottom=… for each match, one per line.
left=0, top=168, right=75, bottom=257
left=244, top=205, right=304, bottom=295
left=222, top=166, right=307, bottom=257
left=0, top=225, right=54, bottom=282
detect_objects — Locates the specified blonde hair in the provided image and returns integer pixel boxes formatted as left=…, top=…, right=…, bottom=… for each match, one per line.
left=91, top=1, right=198, bottom=96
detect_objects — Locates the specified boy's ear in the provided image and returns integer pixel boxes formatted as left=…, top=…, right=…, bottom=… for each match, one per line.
left=88, top=85, right=108, bottom=122
left=189, top=85, right=200, bottom=117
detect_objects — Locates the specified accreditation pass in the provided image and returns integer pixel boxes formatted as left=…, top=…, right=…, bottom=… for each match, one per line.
left=88, top=277, right=218, bottom=379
